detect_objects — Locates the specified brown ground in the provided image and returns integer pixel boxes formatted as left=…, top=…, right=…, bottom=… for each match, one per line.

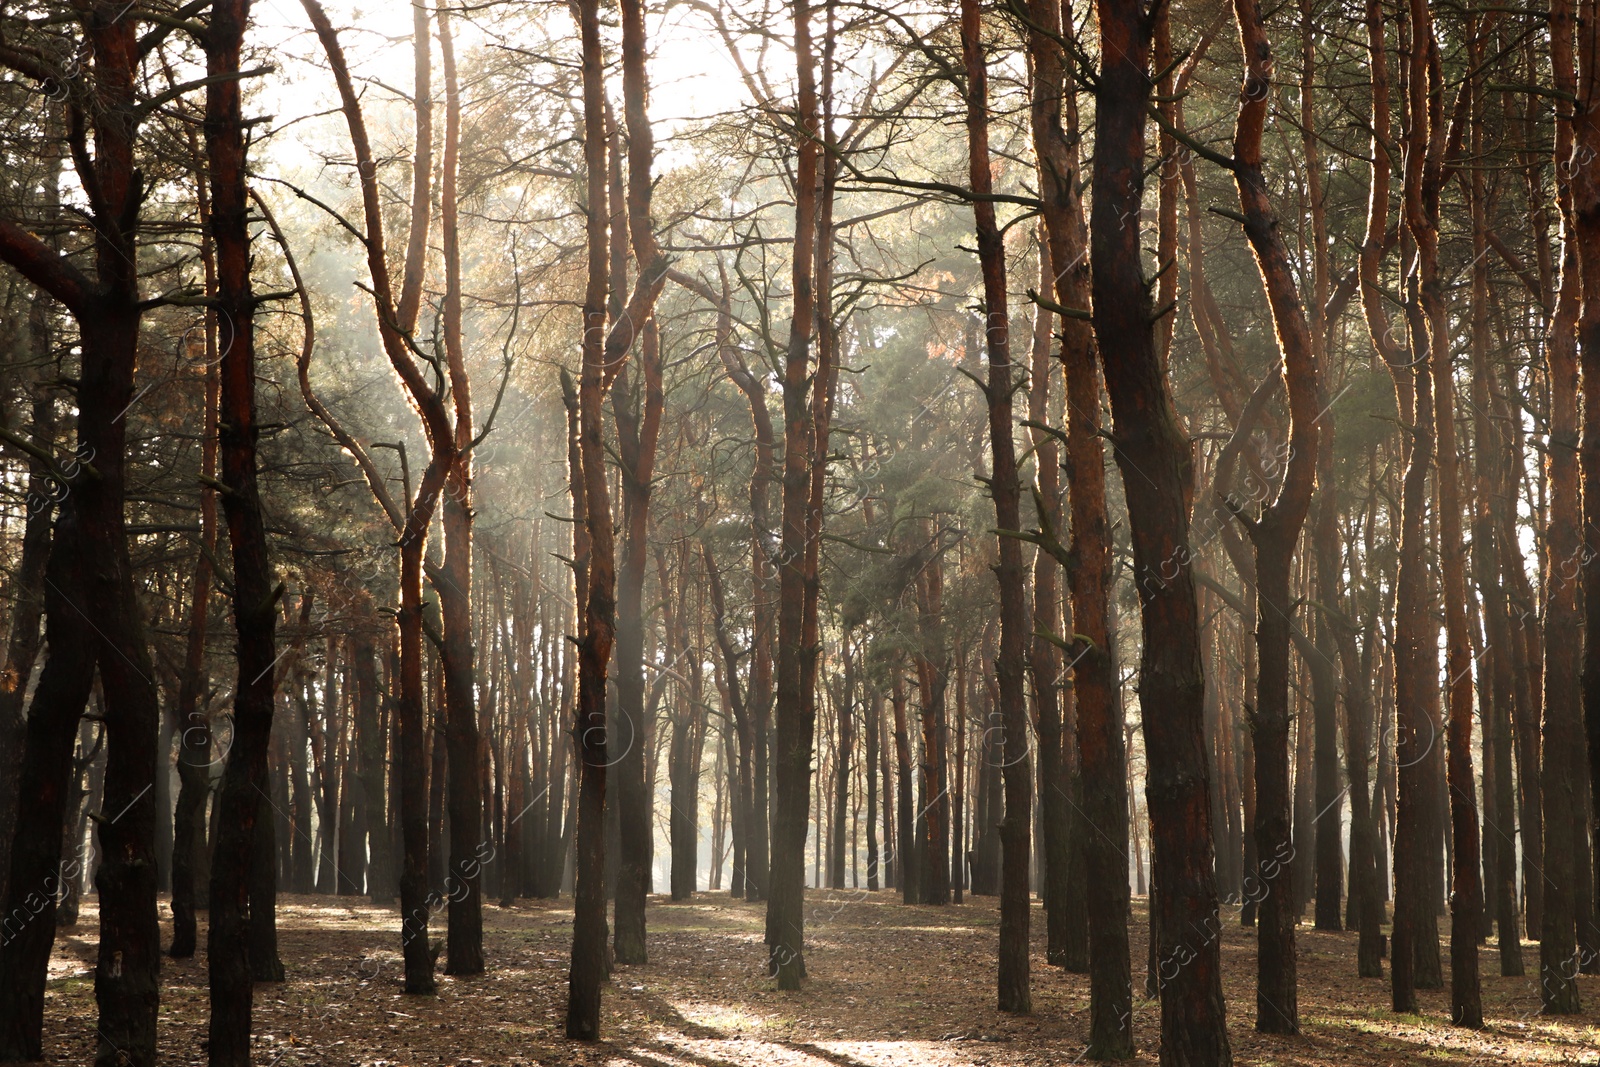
left=38, top=891, right=1600, bottom=1065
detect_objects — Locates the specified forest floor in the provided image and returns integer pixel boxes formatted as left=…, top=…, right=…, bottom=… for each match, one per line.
left=39, top=889, right=1600, bottom=1066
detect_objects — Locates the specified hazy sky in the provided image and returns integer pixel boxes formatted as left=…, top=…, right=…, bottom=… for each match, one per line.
left=250, top=0, right=778, bottom=175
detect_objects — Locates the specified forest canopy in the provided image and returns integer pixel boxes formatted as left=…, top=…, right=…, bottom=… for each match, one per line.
left=0, top=0, right=1597, bottom=1064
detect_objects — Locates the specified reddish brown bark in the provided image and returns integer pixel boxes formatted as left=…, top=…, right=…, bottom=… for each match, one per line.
left=0, top=11, right=162, bottom=1063
left=0, top=304, right=56, bottom=913
left=168, top=135, right=221, bottom=958
left=1025, top=0, right=1130, bottom=1047
left=765, top=0, right=827, bottom=990
left=1387, top=0, right=1452, bottom=1010
left=672, top=265, right=774, bottom=903
left=1473, top=341, right=1522, bottom=975
left=1226, top=0, right=1323, bottom=1032
left=1023, top=237, right=1074, bottom=965
left=1349, top=0, right=1412, bottom=987
left=1021, top=29, right=1076, bottom=984
left=1296, top=0, right=1344, bottom=939
left=704, top=541, right=755, bottom=898
left=914, top=537, right=950, bottom=906
left=1555, top=0, right=1593, bottom=1011
left=436, top=7, right=484, bottom=977
left=1334, top=508, right=1386, bottom=978
left=1090, top=0, right=1230, bottom=1059
left=1426, top=12, right=1485, bottom=1029
left=567, top=0, right=613, bottom=1034
left=1568, top=0, right=1600, bottom=991
left=298, top=0, right=452, bottom=994
left=611, top=0, right=666, bottom=958
left=203, top=2, right=286, bottom=1059
left=891, top=670, right=916, bottom=901
left=959, top=0, right=1031, bottom=1014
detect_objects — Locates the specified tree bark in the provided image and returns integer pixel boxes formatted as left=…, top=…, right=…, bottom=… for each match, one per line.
left=1090, top=0, right=1231, bottom=1059
left=665, top=546, right=704, bottom=901
left=1023, top=243, right=1073, bottom=967
left=203, top=2, right=285, bottom=1056
left=0, top=12, right=162, bottom=1063
left=1296, top=0, right=1344, bottom=938
left=704, top=542, right=754, bottom=899
left=169, top=154, right=222, bottom=957
left=679, top=262, right=778, bottom=905
left=435, top=6, right=484, bottom=977
left=0, top=293, right=60, bottom=915
left=1568, top=0, right=1600, bottom=994
left=765, top=0, right=826, bottom=990
left=832, top=637, right=854, bottom=891
left=1427, top=12, right=1485, bottom=1028
left=609, top=0, right=665, bottom=963
left=565, top=0, right=669, bottom=1022
left=1025, top=0, right=1130, bottom=1046
left=1226, top=0, right=1324, bottom=1032
left=914, top=544, right=950, bottom=905
left=299, top=0, right=454, bottom=994
left=353, top=626, right=394, bottom=906
left=892, top=672, right=917, bottom=902
left=958, top=0, right=1031, bottom=1014
left=1388, top=0, right=1451, bottom=1009
left=1542, top=203, right=1584, bottom=1010
left=1334, top=506, right=1386, bottom=978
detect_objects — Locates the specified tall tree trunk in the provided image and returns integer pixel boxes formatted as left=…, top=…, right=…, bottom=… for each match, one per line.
left=299, top=0, right=454, bottom=994
left=203, top=1, right=285, bottom=1056
left=765, top=0, right=827, bottom=990
left=704, top=542, right=753, bottom=902
left=610, top=309, right=660, bottom=930
left=680, top=263, right=778, bottom=906
left=1090, top=0, right=1231, bottom=1059
left=1389, top=323, right=1438, bottom=1014
left=1225, top=0, right=1324, bottom=1032
left=866, top=685, right=881, bottom=891
left=951, top=661, right=966, bottom=903
left=1294, top=0, right=1344, bottom=937
left=892, top=672, right=917, bottom=902
left=1429, top=12, right=1484, bottom=1027
left=0, top=137, right=61, bottom=914
left=308, top=652, right=340, bottom=895
left=832, top=637, right=854, bottom=891
left=285, top=673, right=314, bottom=893
left=666, top=549, right=702, bottom=902
left=1023, top=239, right=1073, bottom=965
left=1544, top=210, right=1584, bottom=1014
left=0, top=365, right=56, bottom=915
left=565, top=0, right=670, bottom=1018
left=1548, top=0, right=1587, bottom=1017
left=1568, top=0, right=1600, bottom=991
left=0, top=12, right=162, bottom=1063
left=1388, top=0, right=1451, bottom=1010
left=1025, top=0, right=1130, bottom=1046
left=609, top=0, right=665, bottom=963
left=353, top=627, right=394, bottom=906
left=914, top=547, right=950, bottom=905
left=1335, top=510, right=1385, bottom=978
left=959, top=0, right=1031, bottom=1013
left=884, top=679, right=899, bottom=890
left=435, top=7, right=483, bottom=976
left=1467, top=56, right=1516, bottom=975
left=170, top=167, right=221, bottom=958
